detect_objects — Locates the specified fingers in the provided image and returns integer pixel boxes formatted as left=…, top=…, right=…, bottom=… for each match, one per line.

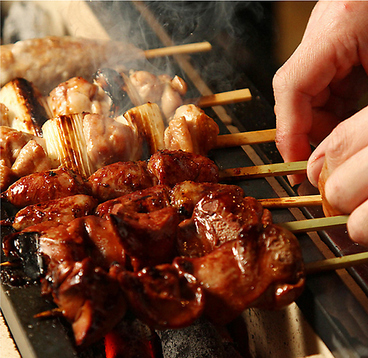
left=323, top=145, right=368, bottom=215
left=348, top=202, right=368, bottom=247
left=273, top=1, right=368, bottom=187
left=308, top=106, right=368, bottom=187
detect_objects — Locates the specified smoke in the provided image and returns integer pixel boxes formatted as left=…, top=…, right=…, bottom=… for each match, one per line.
left=84, top=1, right=271, bottom=90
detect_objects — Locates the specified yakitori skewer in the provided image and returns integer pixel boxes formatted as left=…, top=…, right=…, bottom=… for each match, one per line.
left=280, top=215, right=349, bottom=234
left=259, top=194, right=322, bottom=209
left=219, top=161, right=308, bottom=180
left=193, top=88, right=252, bottom=108
left=305, top=252, right=368, bottom=275
left=215, top=128, right=276, bottom=148
left=144, top=41, right=212, bottom=58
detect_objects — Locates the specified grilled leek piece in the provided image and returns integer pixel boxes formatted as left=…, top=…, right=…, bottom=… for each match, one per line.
left=42, top=113, right=94, bottom=178
left=123, top=102, right=165, bottom=155
left=0, top=78, right=51, bottom=136
left=42, top=112, right=141, bottom=178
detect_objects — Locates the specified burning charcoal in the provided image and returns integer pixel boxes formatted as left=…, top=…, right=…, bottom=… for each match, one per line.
left=104, top=316, right=161, bottom=358
left=156, top=317, right=242, bottom=358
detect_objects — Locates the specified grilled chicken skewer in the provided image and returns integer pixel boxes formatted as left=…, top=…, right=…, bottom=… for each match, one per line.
left=0, top=36, right=212, bottom=94
left=2, top=149, right=358, bottom=353
left=2, top=176, right=305, bottom=347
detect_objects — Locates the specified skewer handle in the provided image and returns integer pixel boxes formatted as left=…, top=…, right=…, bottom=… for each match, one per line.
left=219, top=161, right=308, bottom=180
left=215, top=128, right=276, bottom=148
left=144, top=41, right=212, bottom=58
left=259, top=194, right=322, bottom=209
left=280, top=215, right=349, bottom=233
left=306, top=252, right=368, bottom=274
left=195, top=88, right=252, bottom=108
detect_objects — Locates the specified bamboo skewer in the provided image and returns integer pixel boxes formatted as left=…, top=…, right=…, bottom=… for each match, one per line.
left=219, top=161, right=308, bottom=180
left=280, top=215, right=349, bottom=234
left=194, top=88, right=252, bottom=108
left=215, top=128, right=276, bottom=148
left=144, top=41, right=212, bottom=58
left=305, top=252, right=368, bottom=274
left=259, top=194, right=322, bottom=208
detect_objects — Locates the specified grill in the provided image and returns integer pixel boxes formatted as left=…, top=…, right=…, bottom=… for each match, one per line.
left=1, top=2, right=368, bottom=357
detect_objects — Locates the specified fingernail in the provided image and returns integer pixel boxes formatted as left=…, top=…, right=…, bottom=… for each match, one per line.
left=307, top=155, right=325, bottom=187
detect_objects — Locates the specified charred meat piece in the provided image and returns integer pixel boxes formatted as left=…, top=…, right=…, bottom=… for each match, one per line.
left=47, top=258, right=127, bottom=347
left=164, top=104, right=220, bottom=156
left=69, top=216, right=127, bottom=270
left=118, top=263, right=204, bottom=330
left=2, top=221, right=85, bottom=282
left=88, top=160, right=156, bottom=202
left=9, top=194, right=98, bottom=231
left=174, top=223, right=305, bottom=325
left=170, top=181, right=245, bottom=217
left=3, top=216, right=127, bottom=346
left=1, top=167, right=89, bottom=208
left=174, top=183, right=270, bottom=257
left=3, top=215, right=126, bottom=274
left=96, top=184, right=171, bottom=219
left=112, top=207, right=180, bottom=271
left=148, top=150, right=219, bottom=187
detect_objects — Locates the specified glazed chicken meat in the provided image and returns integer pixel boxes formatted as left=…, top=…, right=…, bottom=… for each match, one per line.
left=2, top=150, right=305, bottom=349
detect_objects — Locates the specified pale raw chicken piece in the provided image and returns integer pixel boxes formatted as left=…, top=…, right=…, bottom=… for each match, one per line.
left=0, top=103, right=9, bottom=126
left=0, top=126, right=51, bottom=190
left=129, top=71, right=188, bottom=119
left=11, top=139, right=51, bottom=178
left=0, top=126, right=31, bottom=167
left=48, top=76, right=111, bottom=117
left=160, top=75, right=187, bottom=120
left=129, top=70, right=164, bottom=104
left=0, top=159, right=15, bottom=191
left=164, top=104, right=219, bottom=155
left=83, top=113, right=141, bottom=171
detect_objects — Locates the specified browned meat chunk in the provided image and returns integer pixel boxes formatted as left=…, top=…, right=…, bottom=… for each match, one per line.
left=48, top=258, right=126, bottom=347
left=174, top=224, right=305, bottom=325
left=147, top=150, right=219, bottom=187
left=11, top=194, right=98, bottom=231
left=96, top=184, right=171, bottom=219
left=170, top=181, right=245, bottom=217
left=1, top=167, right=88, bottom=208
left=118, top=263, right=204, bottom=329
left=172, top=182, right=272, bottom=258
left=112, top=207, right=180, bottom=271
left=88, top=160, right=156, bottom=202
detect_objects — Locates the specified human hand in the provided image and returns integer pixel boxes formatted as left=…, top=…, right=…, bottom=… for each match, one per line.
left=307, top=106, right=368, bottom=246
left=273, top=0, right=368, bottom=185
